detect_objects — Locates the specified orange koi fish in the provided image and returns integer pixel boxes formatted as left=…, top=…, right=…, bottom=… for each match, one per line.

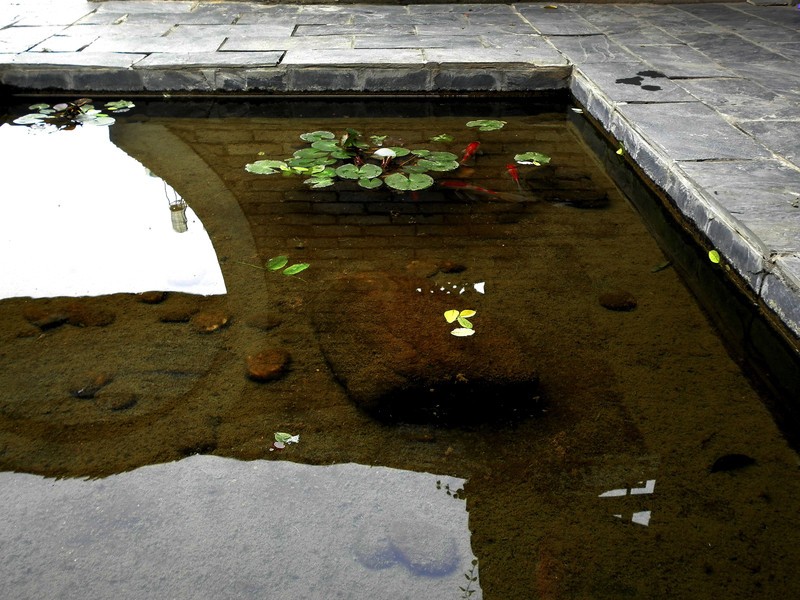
left=506, top=163, right=522, bottom=190
left=460, top=142, right=481, bottom=164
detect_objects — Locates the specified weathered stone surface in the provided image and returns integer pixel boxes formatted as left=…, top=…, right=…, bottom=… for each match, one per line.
left=312, top=272, right=539, bottom=422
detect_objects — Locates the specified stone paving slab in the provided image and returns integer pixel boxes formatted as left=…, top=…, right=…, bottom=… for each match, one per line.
left=0, top=1, right=798, bottom=346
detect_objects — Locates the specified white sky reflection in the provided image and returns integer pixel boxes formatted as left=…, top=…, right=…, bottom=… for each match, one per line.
left=0, top=123, right=226, bottom=299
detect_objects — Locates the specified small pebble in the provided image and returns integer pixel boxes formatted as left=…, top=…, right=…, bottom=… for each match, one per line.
left=138, top=291, right=168, bottom=304
left=438, top=260, right=467, bottom=274
left=191, top=310, right=231, bottom=333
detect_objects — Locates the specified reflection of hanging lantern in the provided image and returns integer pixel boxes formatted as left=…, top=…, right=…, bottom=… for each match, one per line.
left=164, top=181, right=188, bottom=233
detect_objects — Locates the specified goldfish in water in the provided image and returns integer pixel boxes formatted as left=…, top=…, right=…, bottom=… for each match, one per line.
left=439, top=180, right=532, bottom=203
left=506, top=163, right=522, bottom=190
left=460, top=142, right=481, bottom=164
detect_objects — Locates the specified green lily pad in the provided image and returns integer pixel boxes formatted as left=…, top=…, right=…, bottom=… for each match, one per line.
left=370, top=135, right=387, bottom=146
left=359, top=177, right=383, bottom=189
left=283, top=263, right=310, bottom=276
left=384, top=172, right=434, bottom=191
left=304, top=177, right=336, bottom=188
left=245, top=160, right=286, bottom=175
left=300, top=130, right=335, bottom=142
left=311, top=140, right=341, bottom=152
left=416, top=158, right=460, bottom=172
left=514, top=152, right=551, bottom=166
left=267, top=255, right=289, bottom=270
left=388, top=147, right=411, bottom=157
left=466, top=119, right=506, bottom=132
left=105, top=100, right=135, bottom=112
left=358, top=163, right=383, bottom=179
left=336, top=164, right=361, bottom=180
left=430, top=134, right=454, bottom=143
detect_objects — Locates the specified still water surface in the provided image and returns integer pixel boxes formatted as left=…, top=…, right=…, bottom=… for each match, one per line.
left=1, top=99, right=798, bottom=599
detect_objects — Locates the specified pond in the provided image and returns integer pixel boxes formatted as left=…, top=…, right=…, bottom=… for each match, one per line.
left=1, top=97, right=799, bottom=599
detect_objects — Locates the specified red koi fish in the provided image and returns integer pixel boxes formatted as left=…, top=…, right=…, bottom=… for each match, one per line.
left=439, top=180, right=532, bottom=203
left=460, top=142, right=481, bottom=164
left=506, top=163, right=522, bottom=190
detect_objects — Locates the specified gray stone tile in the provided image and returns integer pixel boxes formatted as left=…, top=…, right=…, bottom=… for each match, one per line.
left=562, top=4, right=646, bottom=35
left=623, top=43, right=737, bottom=78
left=362, top=68, right=430, bottom=92
left=480, top=32, right=554, bottom=49
left=282, top=48, right=424, bottom=66
left=731, top=60, right=800, bottom=100
left=222, top=35, right=353, bottom=52
left=681, top=32, right=789, bottom=66
left=10, top=4, right=95, bottom=26
left=424, top=45, right=567, bottom=65
left=415, top=22, right=535, bottom=37
left=609, top=28, right=684, bottom=48
left=618, top=102, right=771, bottom=161
left=0, top=51, right=142, bottom=67
left=354, top=35, right=483, bottom=50
left=84, top=34, right=224, bottom=53
left=732, top=4, right=800, bottom=27
left=678, top=159, right=800, bottom=254
left=548, top=35, right=638, bottom=64
left=233, top=5, right=304, bottom=25
left=574, top=62, right=696, bottom=103
left=737, top=120, right=800, bottom=168
left=675, top=77, right=797, bottom=121
left=0, top=25, right=65, bottom=52
left=135, top=51, right=283, bottom=69
left=772, top=42, right=800, bottom=61
left=30, top=33, right=100, bottom=53
left=294, top=24, right=415, bottom=36
left=515, top=4, right=602, bottom=36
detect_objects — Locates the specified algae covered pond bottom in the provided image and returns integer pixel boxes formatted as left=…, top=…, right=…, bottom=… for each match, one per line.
left=1, top=99, right=799, bottom=599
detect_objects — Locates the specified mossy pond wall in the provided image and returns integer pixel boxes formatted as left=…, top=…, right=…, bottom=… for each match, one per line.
left=1, top=97, right=799, bottom=599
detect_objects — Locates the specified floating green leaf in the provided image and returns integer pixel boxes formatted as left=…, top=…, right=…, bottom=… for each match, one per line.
left=311, top=140, right=340, bottom=152
left=359, top=178, right=383, bottom=189
left=370, top=135, right=387, bottom=146
left=514, top=152, right=551, bottom=166
left=283, top=263, right=310, bottom=276
left=304, top=177, right=336, bottom=188
left=105, top=100, right=135, bottom=112
left=267, top=255, right=289, bottom=270
left=388, top=147, right=411, bottom=157
left=300, top=130, right=335, bottom=142
left=616, top=144, right=625, bottom=156
left=385, top=172, right=434, bottom=191
left=430, top=133, right=454, bottom=143
left=457, top=316, right=473, bottom=329
left=466, top=119, right=506, bottom=132
left=708, top=250, right=721, bottom=264
left=28, top=103, right=50, bottom=111
left=245, top=159, right=288, bottom=175
left=416, top=158, right=460, bottom=172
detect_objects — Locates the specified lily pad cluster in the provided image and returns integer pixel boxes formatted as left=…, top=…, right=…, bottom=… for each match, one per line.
left=12, top=98, right=135, bottom=129
left=246, top=128, right=461, bottom=192
left=246, top=119, right=552, bottom=196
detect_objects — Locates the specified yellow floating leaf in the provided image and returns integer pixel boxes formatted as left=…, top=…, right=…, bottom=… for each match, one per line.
left=459, top=309, right=476, bottom=318
left=708, top=250, right=721, bottom=264
left=444, top=309, right=460, bottom=323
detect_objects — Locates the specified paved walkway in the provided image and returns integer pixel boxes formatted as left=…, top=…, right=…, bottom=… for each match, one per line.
left=1, top=1, right=799, bottom=343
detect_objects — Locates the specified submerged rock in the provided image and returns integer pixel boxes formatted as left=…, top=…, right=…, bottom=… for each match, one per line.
left=598, top=291, right=637, bottom=312
left=312, top=272, right=540, bottom=422
left=247, top=348, right=291, bottom=382
left=191, top=310, right=231, bottom=333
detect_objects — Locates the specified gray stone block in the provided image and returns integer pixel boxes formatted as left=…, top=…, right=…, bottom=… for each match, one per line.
left=623, top=44, right=737, bottom=78
left=287, top=68, right=359, bottom=92
left=547, top=35, right=638, bottom=64
left=678, top=159, right=800, bottom=254
left=135, top=51, right=283, bottom=69
left=504, top=67, right=570, bottom=91
left=424, top=45, right=567, bottom=65
left=617, top=102, right=771, bottom=161
left=515, top=4, right=602, bottom=36
left=737, top=121, right=800, bottom=169
left=573, top=62, right=695, bottom=103
left=431, top=69, right=502, bottom=91
left=361, top=68, right=431, bottom=92
left=282, top=48, right=423, bottom=66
